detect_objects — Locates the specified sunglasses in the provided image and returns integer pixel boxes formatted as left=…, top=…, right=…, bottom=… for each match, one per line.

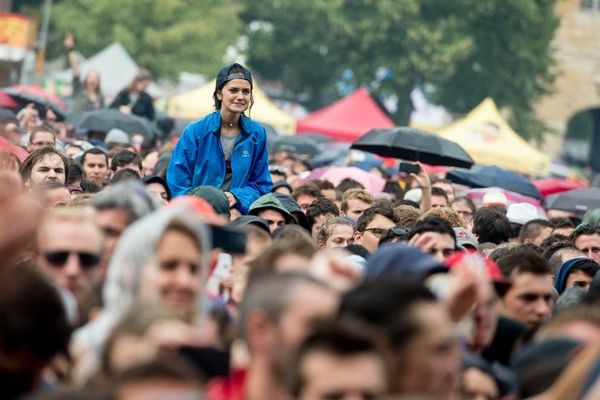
left=43, top=251, right=101, bottom=269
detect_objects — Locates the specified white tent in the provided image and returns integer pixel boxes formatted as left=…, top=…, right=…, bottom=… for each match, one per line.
left=50, top=42, right=165, bottom=98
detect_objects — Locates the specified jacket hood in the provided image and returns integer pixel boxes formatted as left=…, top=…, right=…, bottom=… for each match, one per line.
left=104, top=207, right=212, bottom=316
left=248, top=193, right=295, bottom=224
left=554, top=257, right=591, bottom=295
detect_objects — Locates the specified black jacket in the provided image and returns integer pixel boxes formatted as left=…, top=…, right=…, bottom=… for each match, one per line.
left=110, top=89, right=155, bottom=121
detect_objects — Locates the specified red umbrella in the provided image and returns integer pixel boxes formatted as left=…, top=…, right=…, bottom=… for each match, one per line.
left=9, top=85, right=66, bottom=110
left=533, top=178, right=586, bottom=197
left=0, top=92, right=19, bottom=109
left=0, top=136, right=28, bottom=163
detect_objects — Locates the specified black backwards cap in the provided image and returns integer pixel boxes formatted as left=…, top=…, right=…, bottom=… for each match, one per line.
left=215, top=63, right=253, bottom=90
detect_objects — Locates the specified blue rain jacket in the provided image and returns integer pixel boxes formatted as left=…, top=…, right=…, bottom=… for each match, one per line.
left=167, top=111, right=272, bottom=214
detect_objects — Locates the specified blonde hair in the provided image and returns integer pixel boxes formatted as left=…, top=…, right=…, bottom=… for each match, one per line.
left=422, top=207, right=465, bottom=228
left=37, top=206, right=103, bottom=248
left=394, top=205, right=421, bottom=228
left=42, top=206, right=96, bottom=225
left=340, top=188, right=373, bottom=212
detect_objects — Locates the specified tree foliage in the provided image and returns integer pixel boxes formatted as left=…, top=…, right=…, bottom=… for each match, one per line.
left=44, top=0, right=244, bottom=79
left=428, top=0, right=558, bottom=141
left=243, top=0, right=558, bottom=140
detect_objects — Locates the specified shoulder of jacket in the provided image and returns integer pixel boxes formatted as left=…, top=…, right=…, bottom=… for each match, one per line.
left=184, top=112, right=220, bottom=135
left=241, top=116, right=266, bottom=138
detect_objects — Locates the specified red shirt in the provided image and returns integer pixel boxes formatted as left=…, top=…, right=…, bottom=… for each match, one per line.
left=206, top=368, right=246, bottom=400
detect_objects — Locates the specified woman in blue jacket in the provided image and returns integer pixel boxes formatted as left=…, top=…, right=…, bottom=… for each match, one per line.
left=167, top=63, right=272, bottom=214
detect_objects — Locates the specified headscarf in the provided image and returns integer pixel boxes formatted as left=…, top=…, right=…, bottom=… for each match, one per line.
left=103, top=205, right=211, bottom=316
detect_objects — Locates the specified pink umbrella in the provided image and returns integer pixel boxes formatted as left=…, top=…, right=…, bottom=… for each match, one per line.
left=302, top=166, right=386, bottom=192
left=465, top=187, right=546, bottom=216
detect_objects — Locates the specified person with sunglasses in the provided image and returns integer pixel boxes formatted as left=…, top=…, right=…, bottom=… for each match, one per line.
left=34, top=207, right=104, bottom=316
left=353, top=205, right=398, bottom=254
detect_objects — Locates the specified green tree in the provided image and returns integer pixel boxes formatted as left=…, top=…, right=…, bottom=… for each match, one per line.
left=429, top=0, right=558, bottom=141
left=42, top=0, right=244, bottom=79
left=243, top=0, right=472, bottom=123
left=243, top=0, right=558, bottom=140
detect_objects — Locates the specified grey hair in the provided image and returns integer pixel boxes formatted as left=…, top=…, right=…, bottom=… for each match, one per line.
left=90, top=181, right=159, bottom=223
left=238, top=272, right=330, bottom=341
left=317, top=216, right=355, bottom=246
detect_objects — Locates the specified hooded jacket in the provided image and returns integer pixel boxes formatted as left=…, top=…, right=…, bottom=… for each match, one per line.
left=554, top=257, right=592, bottom=295
left=167, top=111, right=272, bottom=214
left=248, top=193, right=295, bottom=224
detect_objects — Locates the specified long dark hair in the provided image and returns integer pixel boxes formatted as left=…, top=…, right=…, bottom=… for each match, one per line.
left=127, top=68, right=152, bottom=93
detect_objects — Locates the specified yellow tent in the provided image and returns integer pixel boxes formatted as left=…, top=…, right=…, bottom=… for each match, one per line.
left=166, top=80, right=296, bottom=134
left=437, top=98, right=550, bottom=176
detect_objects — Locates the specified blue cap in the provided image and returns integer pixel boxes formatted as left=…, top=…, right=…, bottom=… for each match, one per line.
left=364, top=243, right=447, bottom=282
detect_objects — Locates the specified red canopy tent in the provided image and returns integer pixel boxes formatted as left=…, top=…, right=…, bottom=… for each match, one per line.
left=296, top=88, right=395, bottom=142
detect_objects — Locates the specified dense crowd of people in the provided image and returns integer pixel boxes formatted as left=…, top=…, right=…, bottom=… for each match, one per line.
left=3, top=59, right=600, bottom=400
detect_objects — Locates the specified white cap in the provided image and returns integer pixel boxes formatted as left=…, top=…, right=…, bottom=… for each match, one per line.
left=506, top=202, right=539, bottom=225
left=404, top=188, right=422, bottom=203
left=105, top=128, right=130, bottom=145
left=482, top=191, right=508, bottom=207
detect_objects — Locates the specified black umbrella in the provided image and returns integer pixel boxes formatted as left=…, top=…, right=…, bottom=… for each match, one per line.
left=270, top=135, right=321, bottom=157
left=2, top=87, right=66, bottom=121
left=66, top=109, right=155, bottom=137
left=544, top=188, right=600, bottom=218
left=350, top=127, right=474, bottom=168
left=298, top=132, right=332, bottom=144
left=447, top=165, right=542, bottom=199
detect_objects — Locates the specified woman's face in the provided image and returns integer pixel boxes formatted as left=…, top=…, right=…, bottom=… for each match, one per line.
left=85, top=71, right=100, bottom=92
left=146, top=182, right=169, bottom=205
left=218, top=79, right=251, bottom=115
left=135, top=78, right=150, bottom=93
left=142, top=228, right=202, bottom=315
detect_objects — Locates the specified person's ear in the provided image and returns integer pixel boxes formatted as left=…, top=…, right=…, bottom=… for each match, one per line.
left=216, top=90, right=223, bottom=101
left=353, top=230, right=363, bottom=244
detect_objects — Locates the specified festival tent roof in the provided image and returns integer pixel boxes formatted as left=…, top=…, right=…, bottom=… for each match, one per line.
left=51, top=42, right=148, bottom=98
left=437, top=98, right=550, bottom=176
left=296, top=88, right=395, bottom=142
left=166, top=80, right=297, bottom=134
